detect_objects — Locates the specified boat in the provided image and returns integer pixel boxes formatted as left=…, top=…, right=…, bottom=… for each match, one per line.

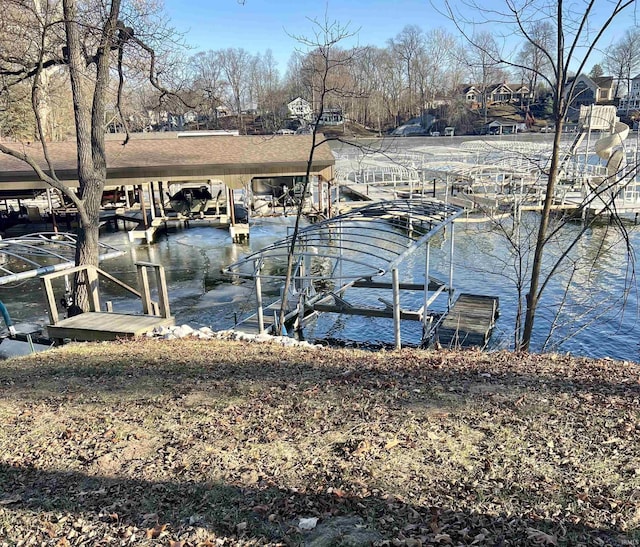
left=168, top=186, right=218, bottom=216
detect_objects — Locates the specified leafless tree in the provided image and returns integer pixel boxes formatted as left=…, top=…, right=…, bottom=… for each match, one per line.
left=604, top=28, right=640, bottom=107
left=444, top=0, right=636, bottom=351
left=276, top=14, right=362, bottom=335
left=464, top=31, right=508, bottom=123
left=387, top=25, right=426, bottom=120
left=219, top=47, right=251, bottom=132
left=516, top=20, right=554, bottom=105
left=0, top=0, right=183, bottom=309
left=188, top=50, right=226, bottom=128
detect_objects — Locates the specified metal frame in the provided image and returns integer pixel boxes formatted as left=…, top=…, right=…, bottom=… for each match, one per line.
left=0, top=232, right=124, bottom=286
left=224, top=198, right=463, bottom=348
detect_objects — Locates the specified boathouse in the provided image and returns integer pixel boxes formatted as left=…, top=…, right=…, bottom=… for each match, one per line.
left=0, top=133, right=336, bottom=241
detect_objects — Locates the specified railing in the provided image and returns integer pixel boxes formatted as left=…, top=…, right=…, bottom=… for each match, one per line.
left=40, top=262, right=170, bottom=325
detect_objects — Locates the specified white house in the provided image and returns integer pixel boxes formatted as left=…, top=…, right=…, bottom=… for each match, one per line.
left=287, top=97, right=313, bottom=122
left=618, top=74, right=640, bottom=113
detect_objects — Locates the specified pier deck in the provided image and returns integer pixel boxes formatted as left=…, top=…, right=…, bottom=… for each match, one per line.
left=46, top=311, right=175, bottom=342
left=436, top=293, right=499, bottom=349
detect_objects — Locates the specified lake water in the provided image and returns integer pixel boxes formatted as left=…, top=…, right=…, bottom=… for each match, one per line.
left=0, top=210, right=637, bottom=362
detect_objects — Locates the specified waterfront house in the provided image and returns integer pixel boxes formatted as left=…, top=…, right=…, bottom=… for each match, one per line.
left=564, top=74, right=616, bottom=109
left=618, top=74, right=640, bottom=113
left=287, top=97, right=313, bottom=123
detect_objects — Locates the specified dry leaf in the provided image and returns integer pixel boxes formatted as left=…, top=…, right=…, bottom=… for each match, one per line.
left=385, top=438, right=401, bottom=450
left=145, top=523, right=167, bottom=539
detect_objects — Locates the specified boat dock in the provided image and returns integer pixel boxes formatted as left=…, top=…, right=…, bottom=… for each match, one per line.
left=436, top=293, right=499, bottom=349
left=40, top=262, right=175, bottom=344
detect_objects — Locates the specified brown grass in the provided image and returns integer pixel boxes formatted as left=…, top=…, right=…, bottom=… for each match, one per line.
left=0, top=338, right=639, bottom=545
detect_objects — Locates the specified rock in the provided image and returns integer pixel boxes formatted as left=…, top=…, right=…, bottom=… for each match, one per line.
left=304, top=516, right=381, bottom=547
left=172, top=324, right=194, bottom=338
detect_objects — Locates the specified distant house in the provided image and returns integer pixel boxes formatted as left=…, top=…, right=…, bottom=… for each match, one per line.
left=460, top=85, right=482, bottom=107
left=618, top=74, right=640, bottom=113
left=565, top=74, right=616, bottom=109
left=481, top=120, right=524, bottom=135
left=460, top=83, right=533, bottom=106
left=317, top=108, right=344, bottom=126
left=287, top=97, right=313, bottom=122
left=215, top=105, right=230, bottom=118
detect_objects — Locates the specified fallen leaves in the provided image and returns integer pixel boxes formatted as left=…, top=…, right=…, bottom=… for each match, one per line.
left=145, top=523, right=168, bottom=539
left=0, top=340, right=638, bottom=545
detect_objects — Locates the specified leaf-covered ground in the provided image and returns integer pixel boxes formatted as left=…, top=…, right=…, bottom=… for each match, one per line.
left=0, top=339, right=639, bottom=546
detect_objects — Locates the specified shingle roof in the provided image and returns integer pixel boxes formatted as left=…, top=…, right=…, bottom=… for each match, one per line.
left=0, top=134, right=335, bottom=189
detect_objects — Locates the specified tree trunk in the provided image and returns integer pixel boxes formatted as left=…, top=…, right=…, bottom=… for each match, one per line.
left=521, top=11, right=565, bottom=351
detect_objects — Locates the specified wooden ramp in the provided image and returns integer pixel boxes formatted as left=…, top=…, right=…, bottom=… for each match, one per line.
left=47, top=312, right=174, bottom=342
left=436, top=294, right=499, bottom=349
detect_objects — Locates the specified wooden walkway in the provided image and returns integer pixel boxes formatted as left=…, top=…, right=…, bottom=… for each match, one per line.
left=41, top=262, right=175, bottom=344
left=46, top=312, right=175, bottom=342
left=436, top=294, right=499, bottom=349
left=341, top=183, right=403, bottom=203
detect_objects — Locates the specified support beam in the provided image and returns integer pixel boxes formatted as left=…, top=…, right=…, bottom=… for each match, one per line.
left=255, top=260, right=264, bottom=334
left=448, top=223, right=455, bottom=309
left=392, top=267, right=401, bottom=349
left=423, top=240, right=431, bottom=331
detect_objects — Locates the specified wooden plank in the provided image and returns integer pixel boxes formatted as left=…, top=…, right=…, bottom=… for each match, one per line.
left=352, top=280, right=443, bottom=291
left=40, top=276, right=59, bottom=325
left=312, top=303, right=422, bottom=321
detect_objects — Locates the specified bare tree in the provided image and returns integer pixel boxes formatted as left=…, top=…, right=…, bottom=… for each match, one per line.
left=444, top=0, right=636, bottom=351
left=516, top=20, right=554, bottom=105
left=464, top=31, right=507, bottom=123
left=604, top=28, right=640, bottom=107
left=276, top=15, right=361, bottom=335
left=387, top=25, right=425, bottom=120
left=0, top=0, right=182, bottom=309
left=189, top=50, right=226, bottom=128
left=219, top=47, right=251, bottom=132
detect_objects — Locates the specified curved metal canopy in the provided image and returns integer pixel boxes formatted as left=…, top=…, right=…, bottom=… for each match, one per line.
left=224, top=198, right=462, bottom=282
left=0, top=232, right=124, bottom=285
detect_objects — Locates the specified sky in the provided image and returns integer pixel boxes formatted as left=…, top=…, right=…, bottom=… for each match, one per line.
left=162, top=0, right=638, bottom=76
left=163, top=0, right=456, bottom=72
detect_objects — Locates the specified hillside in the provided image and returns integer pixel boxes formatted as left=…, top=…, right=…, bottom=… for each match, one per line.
left=0, top=339, right=638, bottom=545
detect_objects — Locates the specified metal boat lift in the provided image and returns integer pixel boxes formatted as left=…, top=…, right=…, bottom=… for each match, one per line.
left=224, top=198, right=470, bottom=349
left=0, top=232, right=124, bottom=286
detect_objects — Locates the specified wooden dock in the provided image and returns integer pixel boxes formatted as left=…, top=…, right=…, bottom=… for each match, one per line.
left=41, top=262, right=174, bottom=344
left=46, top=312, right=174, bottom=342
left=436, top=294, right=499, bottom=349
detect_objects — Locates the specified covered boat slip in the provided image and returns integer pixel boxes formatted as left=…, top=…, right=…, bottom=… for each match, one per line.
left=0, top=134, right=336, bottom=242
left=224, top=198, right=499, bottom=349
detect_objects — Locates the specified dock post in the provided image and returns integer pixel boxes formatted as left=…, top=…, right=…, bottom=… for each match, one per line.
left=448, top=223, right=455, bottom=309
left=139, top=185, right=149, bottom=229
left=254, top=260, right=264, bottom=334
left=392, top=267, right=401, bottom=350
left=157, top=181, right=166, bottom=218
left=423, top=240, right=431, bottom=331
